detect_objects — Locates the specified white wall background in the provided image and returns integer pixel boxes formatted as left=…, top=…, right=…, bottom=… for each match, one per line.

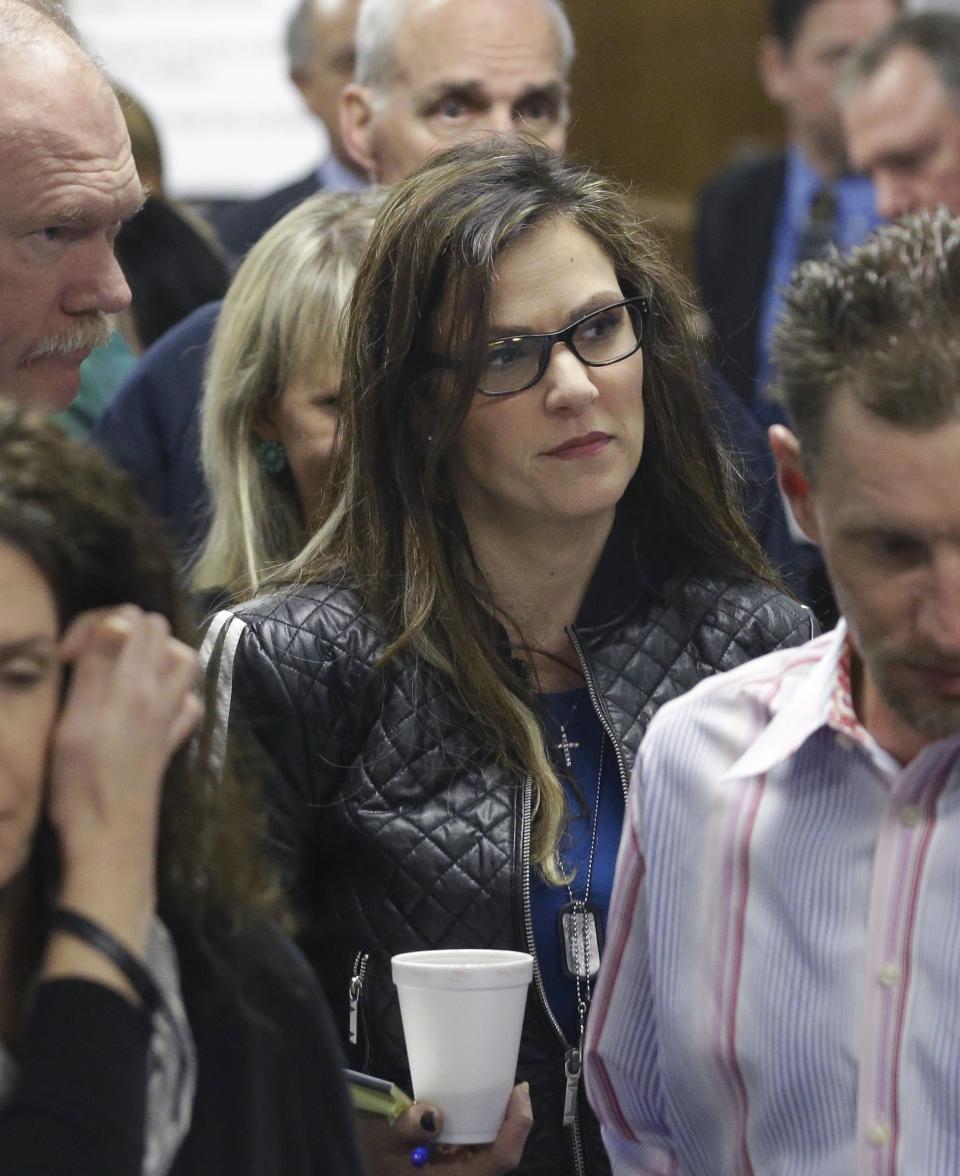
left=67, top=0, right=956, bottom=200
left=70, top=0, right=328, bottom=199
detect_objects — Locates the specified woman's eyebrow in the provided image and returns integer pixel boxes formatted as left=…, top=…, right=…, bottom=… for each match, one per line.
left=0, top=635, right=58, bottom=658
left=488, top=292, right=625, bottom=340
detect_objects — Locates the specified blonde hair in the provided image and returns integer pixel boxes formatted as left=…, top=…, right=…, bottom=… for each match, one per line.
left=192, top=189, right=380, bottom=599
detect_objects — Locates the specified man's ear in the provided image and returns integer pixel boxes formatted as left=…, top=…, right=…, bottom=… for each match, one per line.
left=769, top=424, right=821, bottom=545
left=339, top=83, right=379, bottom=180
left=758, top=35, right=790, bottom=105
left=290, top=67, right=321, bottom=119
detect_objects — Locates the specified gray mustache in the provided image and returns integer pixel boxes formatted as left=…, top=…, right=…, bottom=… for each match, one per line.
left=20, top=314, right=113, bottom=364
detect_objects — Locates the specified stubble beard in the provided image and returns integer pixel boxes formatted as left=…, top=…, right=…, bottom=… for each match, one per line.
left=870, top=642, right=960, bottom=743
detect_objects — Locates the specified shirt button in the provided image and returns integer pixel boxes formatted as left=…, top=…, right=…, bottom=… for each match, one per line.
left=900, top=805, right=923, bottom=828
left=878, top=963, right=901, bottom=987
left=836, top=733, right=855, bottom=751
left=868, top=1122, right=891, bottom=1147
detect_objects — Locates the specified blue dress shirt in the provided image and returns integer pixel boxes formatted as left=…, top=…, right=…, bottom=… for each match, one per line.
left=756, top=147, right=880, bottom=393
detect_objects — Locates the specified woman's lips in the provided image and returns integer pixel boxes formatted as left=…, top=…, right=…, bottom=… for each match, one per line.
left=545, top=432, right=612, bottom=459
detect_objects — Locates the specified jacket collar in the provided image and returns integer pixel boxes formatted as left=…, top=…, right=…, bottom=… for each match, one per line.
left=574, top=507, right=651, bottom=638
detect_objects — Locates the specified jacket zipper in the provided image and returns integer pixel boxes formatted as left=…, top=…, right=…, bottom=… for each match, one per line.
left=349, top=951, right=370, bottom=1046
left=567, top=626, right=631, bottom=802
left=521, top=775, right=587, bottom=1176
left=520, top=631, right=631, bottom=1175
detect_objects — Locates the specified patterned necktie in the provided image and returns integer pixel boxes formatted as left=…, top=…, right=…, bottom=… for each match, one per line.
left=796, top=185, right=837, bottom=264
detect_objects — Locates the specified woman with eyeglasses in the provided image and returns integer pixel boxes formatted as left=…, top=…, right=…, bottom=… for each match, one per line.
left=203, top=139, right=814, bottom=1176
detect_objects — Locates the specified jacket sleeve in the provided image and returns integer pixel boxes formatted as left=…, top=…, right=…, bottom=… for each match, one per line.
left=198, top=608, right=349, bottom=902
left=726, top=587, right=818, bottom=669
left=768, top=593, right=819, bottom=649
left=0, top=979, right=150, bottom=1176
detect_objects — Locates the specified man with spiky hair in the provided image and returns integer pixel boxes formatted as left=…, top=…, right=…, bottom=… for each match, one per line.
left=0, top=0, right=142, bottom=409
left=588, top=209, right=960, bottom=1174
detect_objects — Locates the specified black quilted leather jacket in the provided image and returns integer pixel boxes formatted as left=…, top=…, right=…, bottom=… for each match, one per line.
left=203, top=530, right=814, bottom=1176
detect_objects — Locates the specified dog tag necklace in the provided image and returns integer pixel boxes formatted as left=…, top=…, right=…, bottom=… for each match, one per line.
left=556, top=736, right=605, bottom=1127
left=556, top=737, right=605, bottom=985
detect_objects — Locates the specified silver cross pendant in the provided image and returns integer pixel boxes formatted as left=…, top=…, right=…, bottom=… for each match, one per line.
left=555, top=725, right=580, bottom=769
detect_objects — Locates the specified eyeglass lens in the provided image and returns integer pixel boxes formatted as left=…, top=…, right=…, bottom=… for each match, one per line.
left=482, top=300, right=643, bottom=395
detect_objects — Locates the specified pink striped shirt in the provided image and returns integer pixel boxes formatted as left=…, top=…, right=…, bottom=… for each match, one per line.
left=584, top=621, right=960, bottom=1175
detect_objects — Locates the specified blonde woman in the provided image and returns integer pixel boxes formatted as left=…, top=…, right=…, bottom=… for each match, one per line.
left=192, top=189, right=380, bottom=600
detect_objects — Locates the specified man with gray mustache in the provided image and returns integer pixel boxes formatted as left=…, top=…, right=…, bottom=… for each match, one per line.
left=0, top=0, right=141, bottom=410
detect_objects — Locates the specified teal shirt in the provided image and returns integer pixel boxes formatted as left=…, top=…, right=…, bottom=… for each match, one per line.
left=52, top=332, right=137, bottom=440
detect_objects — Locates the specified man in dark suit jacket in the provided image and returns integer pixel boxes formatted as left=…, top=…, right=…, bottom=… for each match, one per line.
left=696, top=153, right=787, bottom=410
left=695, top=0, right=898, bottom=411
left=211, top=0, right=366, bottom=260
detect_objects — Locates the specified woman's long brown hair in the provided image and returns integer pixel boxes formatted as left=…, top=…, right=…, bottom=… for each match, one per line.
left=272, top=138, right=775, bottom=880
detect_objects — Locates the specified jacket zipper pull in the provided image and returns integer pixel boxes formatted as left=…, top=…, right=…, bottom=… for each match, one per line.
left=349, top=952, right=368, bottom=1046
left=562, top=1046, right=582, bottom=1126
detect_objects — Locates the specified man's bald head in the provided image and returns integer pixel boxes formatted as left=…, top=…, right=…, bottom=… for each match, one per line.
left=340, top=0, right=573, bottom=184
left=0, top=0, right=142, bottom=410
left=0, top=0, right=85, bottom=52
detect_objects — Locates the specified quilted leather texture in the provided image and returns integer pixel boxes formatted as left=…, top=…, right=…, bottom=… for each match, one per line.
left=219, top=572, right=813, bottom=1175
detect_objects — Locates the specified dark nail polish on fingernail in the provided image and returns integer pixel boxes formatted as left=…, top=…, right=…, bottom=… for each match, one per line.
left=420, top=1111, right=437, bottom=1133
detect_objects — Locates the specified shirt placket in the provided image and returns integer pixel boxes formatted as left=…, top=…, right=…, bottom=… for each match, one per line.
left=855, top=757, right=951, bottom=1175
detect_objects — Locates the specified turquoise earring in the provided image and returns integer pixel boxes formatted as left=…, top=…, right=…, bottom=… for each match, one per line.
left=256, top=438, right=289, bottom=476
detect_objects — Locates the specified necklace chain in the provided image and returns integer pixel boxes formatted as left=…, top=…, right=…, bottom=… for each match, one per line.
left=555, top=736, right=605, bottom=1047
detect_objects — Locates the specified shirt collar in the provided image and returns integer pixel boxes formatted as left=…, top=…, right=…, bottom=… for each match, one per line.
left=724, top=619, right=854, bottom=779
left=316, top=153, right=369, bottom=193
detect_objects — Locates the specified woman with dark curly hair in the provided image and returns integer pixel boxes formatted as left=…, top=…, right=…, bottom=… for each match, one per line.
left=204, top=138, right=814, bottom=1176
left=0, top=404, right=363, bottom=1176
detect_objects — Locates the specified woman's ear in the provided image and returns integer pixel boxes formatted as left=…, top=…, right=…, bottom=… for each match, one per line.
left=252, top=401, right=280, bottom=443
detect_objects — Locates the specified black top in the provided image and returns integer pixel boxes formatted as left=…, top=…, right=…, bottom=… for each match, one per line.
left=0, top=919, right=364, bottom=1176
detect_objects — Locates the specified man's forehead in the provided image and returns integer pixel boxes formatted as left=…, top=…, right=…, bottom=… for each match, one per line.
left=2, top=43, right=117, bottom=134
left=853, top=48, right=945, bottom=126
left=815, top=391, right=960, bottom=500
left=846, top=55, right=950, bottom=161
left=391, top=0, right=565, bottom=83
left=793, top=0, right=897, bottom=50
left=0, top=84, right=142, bottom=223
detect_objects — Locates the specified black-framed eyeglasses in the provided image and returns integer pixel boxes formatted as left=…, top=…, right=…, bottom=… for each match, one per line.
left=471, top=295, right=649, bottom=396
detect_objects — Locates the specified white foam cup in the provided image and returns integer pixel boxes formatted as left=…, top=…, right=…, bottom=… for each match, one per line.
left=391, top=948, right=533, bottom=1145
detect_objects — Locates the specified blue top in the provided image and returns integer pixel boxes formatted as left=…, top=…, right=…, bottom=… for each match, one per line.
left=92, top=302, right=220, bottom=561
left=531, top=689, right=625, bottom=1043
left=757, top=146, right=880, bottom=397
left=315, top=153, right=368, bottom=193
